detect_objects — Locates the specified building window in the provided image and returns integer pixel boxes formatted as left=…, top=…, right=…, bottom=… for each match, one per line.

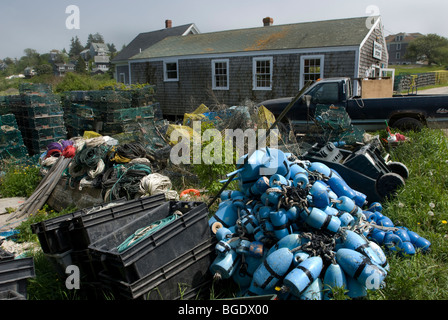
left=253, top=57, right=273, bottom=90
left=300, top=55, right=324, bottom=89
left=164, top=61, right=178, bottom=81
left=396, top=52, right=401, bottom=59
left=212, top=59, right=229, bottom=90
left=396, top=43, right=401, bottom=50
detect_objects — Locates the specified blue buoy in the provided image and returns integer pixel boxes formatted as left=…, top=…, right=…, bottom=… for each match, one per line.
left=267, top=233, right=304, bottom=256
left=406, top=230, right=431, bottom=252
left=323, top=262, right=347, bottom=300
left=251, top=247, right=294, bottom=290
left=345, top=274, right=367, bottom=299
left=282, top=256, right=323, bottom=297
left=336, top=248, right=386, bottom=290
left=309, top=181, right=331, bottom=208
left=209, top=249, right=241, bottom=280
left=340, top=230, right=384, bottom=266
left=209, top=200, right=240, bottom=229
left=308, top=162, right=332, bottom=177
left=247, top=176, right=270, bottom=197
left=241, top=214, right=259, bottom=235
left=368, top=240, right=389, bottom=271
left=300, top=277, right=323, bottom=300
left=266, top=186, right=283, bottom=207
left=270, top=208, right=292, bottom=240
left=300, top=207, right=341, bottom=234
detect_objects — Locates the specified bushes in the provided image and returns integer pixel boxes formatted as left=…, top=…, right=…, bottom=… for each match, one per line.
left=0, top=164, right=42, bottom=198
left=54, top=72, right=116, bottom=93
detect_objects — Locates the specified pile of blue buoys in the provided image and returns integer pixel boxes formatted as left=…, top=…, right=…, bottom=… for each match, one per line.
left=208, top=147, right=431, bottom=300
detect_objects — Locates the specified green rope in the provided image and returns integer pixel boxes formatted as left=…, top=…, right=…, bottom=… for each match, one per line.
left=116, top=212, right=181, bottom=252
left=108, top=163, right=152, bottom=201
left=117, top=212, right=181, bottom=252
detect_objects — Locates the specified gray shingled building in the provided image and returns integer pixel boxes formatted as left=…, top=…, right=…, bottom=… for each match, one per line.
left=116, top=16, right=389, bottom=118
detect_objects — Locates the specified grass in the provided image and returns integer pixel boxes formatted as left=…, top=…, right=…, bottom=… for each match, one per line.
left=0, top=163, right=42, bottom=198
left=390, top=64, right=447, bottom=75
left=2, top=128, right=448, bottom=300
left=367, top=128, right=448, bottom=299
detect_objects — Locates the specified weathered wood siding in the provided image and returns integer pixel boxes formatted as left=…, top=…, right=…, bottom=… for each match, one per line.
left=115, top=65, right=130, bottom=84
left=131, top=50, right=357, bottom=117
left=359, top=22, right=389, bottom=77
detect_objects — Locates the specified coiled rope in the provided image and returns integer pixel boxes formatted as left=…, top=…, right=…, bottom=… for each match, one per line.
left=111, top=142, right=147, bottom=163
left=103, top=163, right=152, bottom=201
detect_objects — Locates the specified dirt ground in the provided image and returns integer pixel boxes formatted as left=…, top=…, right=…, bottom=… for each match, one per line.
left=0, top=197, right=27, bottom=232
left=417, top=86, right=448, bottom=95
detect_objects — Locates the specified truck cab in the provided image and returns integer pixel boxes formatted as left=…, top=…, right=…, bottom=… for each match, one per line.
left=260, top=77, right=352, bottom=131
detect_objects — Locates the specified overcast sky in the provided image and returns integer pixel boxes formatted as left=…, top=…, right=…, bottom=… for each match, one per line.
left=1, top=0, right=448, bottom=59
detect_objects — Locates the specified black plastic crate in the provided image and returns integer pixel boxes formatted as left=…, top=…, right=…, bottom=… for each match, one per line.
left=0, top=248, right=15, bottom=262
left=31, top=194, right=166, bottom=255
left=43, top=250, right=73, bottom=279
left=0, top=257, right=35, bottom=297
left=88, top=201, right=211, bottom=284
left=98, top=237, right=216, bottom=300
left=68, top=194, right=166, bottom=251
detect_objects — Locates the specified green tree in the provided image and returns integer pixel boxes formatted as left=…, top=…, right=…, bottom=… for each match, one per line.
left=75, top=56, right=87, bottom=74
left=85, top=32, right=105, bottom=49
left=69, top=36, right=84, bottom=58
left=34, top=64, right=53, bottom=76
left=23, top=48, right=40, bottom=67
left=405, top=34, right=448, bottom=65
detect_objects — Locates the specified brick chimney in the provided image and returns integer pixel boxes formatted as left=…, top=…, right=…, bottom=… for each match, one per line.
left=165, top=20, right=172, bottom=28
left=263, top=17, right=273, bottom=26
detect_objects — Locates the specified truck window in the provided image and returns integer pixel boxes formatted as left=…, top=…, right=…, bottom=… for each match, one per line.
left=308, top=82, right=340, bottom=104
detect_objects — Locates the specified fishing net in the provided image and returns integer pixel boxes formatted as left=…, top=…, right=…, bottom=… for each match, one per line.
left=314, top=104, right=365, bottom=145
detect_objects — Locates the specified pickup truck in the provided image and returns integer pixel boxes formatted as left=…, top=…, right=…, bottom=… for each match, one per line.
left=258, top=77, right=448, bottom=132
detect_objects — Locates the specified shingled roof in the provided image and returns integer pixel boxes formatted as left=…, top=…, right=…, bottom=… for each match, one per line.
left=130, top=16, right=376, bottom=60
left=112, top=23, right=199, bottom=63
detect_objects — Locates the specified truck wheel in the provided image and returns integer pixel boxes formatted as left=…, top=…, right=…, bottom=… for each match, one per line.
left=391, top=117, right=423, bottom=131
left=387, top=161, right=409, bottom=180
left=376, top=172, right=405, bottom=199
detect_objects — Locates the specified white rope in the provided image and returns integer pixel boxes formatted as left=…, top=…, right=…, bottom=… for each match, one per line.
left=139, top=173, right=179, bottom=200
left=85, top=137, right=107, bottom=148
left=41, top=156, right=59, bottom=167
left=78, top=176, right=93, bottom=191
left=129, top=157, right=151, bottom=166
left=70, top=137, right=86, bottom=151
left=88, top=158, right=105, bottom=179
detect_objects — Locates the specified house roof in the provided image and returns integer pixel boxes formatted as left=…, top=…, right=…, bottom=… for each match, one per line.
left=112, top=23, right=199, bottom=63
left=94, top=55, right=110, bottom=63
left=130, top=16, right=378, bottom=61
left=91, top=43, right=109, bottom=51
left=385, top=32, right=423, bottom=43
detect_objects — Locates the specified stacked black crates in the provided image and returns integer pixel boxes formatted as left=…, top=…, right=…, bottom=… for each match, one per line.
left=0, top=113, right=29, bottom=162
left=31, top=195, right=215, bottom=300
left=7, top=83, right=67, bottom=156
left=0, top=248, right=35, bottom=300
